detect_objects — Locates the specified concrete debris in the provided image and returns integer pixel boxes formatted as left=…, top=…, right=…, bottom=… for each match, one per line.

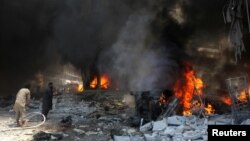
left=133, top=115, right=215, bottom=141
left=152, top=118, right=167, bottom=131
left=73, top=128, right=85, bottom=134
left=183, top=130, right=202, bottom=140
left=79, top=125, right=89, bottom=128
left=127, top=128, right=136, bottom=134
left=207, top=114, right=232, bottom=125
left=85, top=131, right=99, bottom=136
left=0, top=92, right=237, bottom=141
left=164, top=127, right=176, bottom=136
left=98, top=116, right=122, bottom=122
left=113, top=135, right=130, bottom=141
left=130, top=136, right=145, bottom=141
left=167, top=115, right=185, bottom=125
left=140, top=122, right=153, bottom=132
left=113, top=135, right=145, bottom=141
left=74, top=136, right=81, bottom=141
left=202, top=135, right=208, bottom=141
left=144, top=133, right=161, bottom=141
left=241, top=119, right=250, bottom=125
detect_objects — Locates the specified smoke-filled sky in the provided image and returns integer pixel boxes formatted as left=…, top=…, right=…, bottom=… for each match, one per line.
left=1, top=0, right=250, bottom=96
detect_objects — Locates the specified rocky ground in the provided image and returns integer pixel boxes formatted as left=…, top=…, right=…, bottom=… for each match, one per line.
left=0, top=91, right=139, bottom=141
left=0, top=91, right=249, bottom=141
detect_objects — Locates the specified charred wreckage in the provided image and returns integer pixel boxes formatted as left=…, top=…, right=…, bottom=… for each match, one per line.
left=1, top=0, right=250, bottom=141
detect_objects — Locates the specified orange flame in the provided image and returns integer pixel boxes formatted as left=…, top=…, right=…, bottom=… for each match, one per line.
left=204, top=104, right=215, bottom=115
left=90, top=74, right=110, bottom=89
left=77, top=84, right=84, bottom=92
left=221, top=85, right=250, bottom=106
left=173, top=64, right=208, bottom=115
left=221, top=96, right=232, bottom=106
left=238, top=91, right=247, bottom=102
left=159, top=93, right=167, bottom=106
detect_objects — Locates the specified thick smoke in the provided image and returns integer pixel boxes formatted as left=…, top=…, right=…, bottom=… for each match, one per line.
left=52, top=0, right=181, bottom=90
left=53, top=0, right=133, bottom=68
left=179, top=0, right=250, bottom=92
left=98, top=11, right=179, bottom=91
left=1, top=0, right=171, bottom=96
left=0, top=0, right=59, bottom=96
left=1, top=0, right=249, bottom=97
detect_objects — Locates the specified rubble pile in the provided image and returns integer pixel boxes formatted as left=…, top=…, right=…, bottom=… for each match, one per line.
left=0, top=91, right=249, bottom=141
left=0, top=91, right=135, bottom=141
left=113, top=113, right=250, bottom=141
left=138, top=116, right=208, bottom=141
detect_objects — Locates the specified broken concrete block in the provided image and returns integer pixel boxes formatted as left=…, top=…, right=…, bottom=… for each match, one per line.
left=160, top=136, right=172, bottom=141
left=201, top=129, right=207, bottom=135
left=207, top=120, right=215, bottom=125
left=113, top=135, right=130, bottom=141
left=144, top=133, right=161, bottom=141
left=167, top=116, right=185, bottom=125
left=73, top=128, right=85, bottom=134
left=127, top=128, right=136, bottom=134
left=185, top=115, right=198, bottom=129
left=98, top=131, right=103, bottom=135
left=152, top=118, right=167, bottom=131
left=202, top=135, right=208, bottom=141
left=215, top=121, right=230, bottom=125
left=183, top=130, right=202, bottom=140
left=62, top=133, right=69, bottom=137
left=79, top=125, right=89, bottom=128
left=173, top=132, right=182, bottom=138
left=164, top=127, right=176, bottom=136
left=172, top=136, right=182, bottom=141
left=85, top=131, right=98, bottom=136
left=129, top=136, right=145, bottom=141
left=208, top=115, right=232, bottom=125
left=74, top=136, right=81, bottom=141
left=140, top=122, right=153, bottom=132
left=241, top=119, right=250, bottom=125
left=175, top=125, right=186, bottom=133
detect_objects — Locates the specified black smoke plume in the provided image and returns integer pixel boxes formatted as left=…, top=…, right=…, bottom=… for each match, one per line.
left=1, top=0, right=249, bottom=97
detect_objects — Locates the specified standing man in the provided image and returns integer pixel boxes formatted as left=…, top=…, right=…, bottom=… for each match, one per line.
left=13, top=84, right=31, bottom=127
left=42, top=82, right=54, bottom=119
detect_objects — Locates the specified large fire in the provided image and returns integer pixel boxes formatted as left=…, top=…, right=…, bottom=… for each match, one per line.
left=90, top=73, right=110, bottom=89
left=173, top=63, right=214, bottom=115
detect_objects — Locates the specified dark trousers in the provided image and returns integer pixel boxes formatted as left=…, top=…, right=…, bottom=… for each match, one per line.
left=42, top=108, right=50, bottom=118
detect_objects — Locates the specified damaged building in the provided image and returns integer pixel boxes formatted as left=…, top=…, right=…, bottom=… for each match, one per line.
left=1, top=0, right=250, bottom=141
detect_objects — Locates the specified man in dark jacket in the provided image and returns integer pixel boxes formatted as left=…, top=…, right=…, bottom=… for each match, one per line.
left=42, top=82, right=54, bottom=119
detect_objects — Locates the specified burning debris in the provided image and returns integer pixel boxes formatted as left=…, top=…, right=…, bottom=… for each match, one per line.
left=90, top=74, right=111, bottom=89
left=1, top=0, right=250, bottom=141
left=172, top=63, right=215, bottom=117
left=0, top=85, right=250, bottom=141
left=226, top=76, right=250, bottom=124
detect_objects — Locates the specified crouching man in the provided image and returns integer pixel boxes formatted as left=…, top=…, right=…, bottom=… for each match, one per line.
left=13, top=84, right=31, bottom=127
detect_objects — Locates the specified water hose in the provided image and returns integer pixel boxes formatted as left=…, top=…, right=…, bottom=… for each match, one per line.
left=0, top=112, right=46, bottom=132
